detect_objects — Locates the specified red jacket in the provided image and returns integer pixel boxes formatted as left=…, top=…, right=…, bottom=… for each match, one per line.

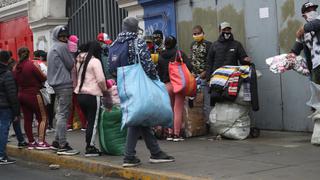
left=13, top=60, right=46, bottom=94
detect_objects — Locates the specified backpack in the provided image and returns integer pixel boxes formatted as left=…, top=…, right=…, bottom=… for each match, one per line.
left=108, top=40, right=129, bottom=77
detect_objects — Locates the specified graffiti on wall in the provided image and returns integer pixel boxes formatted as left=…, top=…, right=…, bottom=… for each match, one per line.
left=144, top=13, right=168, bottom=36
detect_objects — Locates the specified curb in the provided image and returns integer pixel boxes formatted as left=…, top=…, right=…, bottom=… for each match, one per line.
left=7, top=145, right=212, bottom=180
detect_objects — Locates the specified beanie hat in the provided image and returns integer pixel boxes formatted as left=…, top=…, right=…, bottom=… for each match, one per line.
left=0, top=50, right=10, bottom=63
left=122, top=17, right=142, bottom=33
left=69, top=35, right=79, bottom=43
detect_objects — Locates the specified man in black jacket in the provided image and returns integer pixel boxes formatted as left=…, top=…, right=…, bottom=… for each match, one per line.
left=0, top=50, right=20, bottom=165
left=206, top=22, right=251, bottom=82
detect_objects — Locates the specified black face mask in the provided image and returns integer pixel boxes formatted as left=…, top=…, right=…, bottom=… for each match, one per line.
left=221, top=32, right=232, bottom=40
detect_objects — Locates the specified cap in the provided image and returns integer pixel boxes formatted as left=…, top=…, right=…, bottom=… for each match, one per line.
left=58, top=26, right=69, bottom=37
left=301, top=2, right=318, bottom=14
left=97, top=33, right=112, bottom=45
left=220, top=22, right=232, bottom=30
left=122, top=17, right=143, bottom=33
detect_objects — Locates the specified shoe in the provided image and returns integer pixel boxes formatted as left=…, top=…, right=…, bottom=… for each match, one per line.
left=81, top=128, right=86, bottom=132
left=173, top=135, right=184, bottom=142
left=149, top=151, right=175, bottom=164
left=123, top=156, right=141, bottom=167
left=36, top=141, right=51, bottom=150
left=46, top=128, right=55, bottom=133
left=85, top=146, right=101, bottom=157
left=166, top=134, right=173, bottom=141
left=50, top=141, right=59, bottom=150
left=28, top=141, right=38, bottom=150
left=17, top=141, right=28, bottom=149
left=57, top=143, right=79, bottom=156
left=67, top=128, right=73, bottom=132
left=0, top=156, right=16, bottom=165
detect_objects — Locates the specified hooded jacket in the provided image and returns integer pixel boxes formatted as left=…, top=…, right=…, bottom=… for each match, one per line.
left=206, top=34, right=249, bottom=81
left=74, top=52, right=107, bottom=96
left=47, top=26, right=74, bottom=90
left=0, top=63, right=20, bottom=117
left=158, top=48, right=193, bottom=83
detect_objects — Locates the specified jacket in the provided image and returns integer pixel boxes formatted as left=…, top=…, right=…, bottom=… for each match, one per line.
left=303, top=17, right=320, bottom=69
left=114, top=32, right=158, bottom=80
left=206, top=34, right=249, bottom=81
left=190, top=40, right=212, bottom=74
left=74, top=53, right=107, bottom=96
left=158, top=48, right=193, bottom=83
left=0, top=63, right=20, bottom=117
left=47, top=26, right=75, bottom=90
left=13, top=60, right=46, bottom=94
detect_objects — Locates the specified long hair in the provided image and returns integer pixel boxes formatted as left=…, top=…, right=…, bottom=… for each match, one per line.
left=17, top=47, right=30, bottom=63
left=78, top=41, right=102, bottom=92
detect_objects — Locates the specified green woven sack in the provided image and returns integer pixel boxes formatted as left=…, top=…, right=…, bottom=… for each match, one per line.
left=99, top=106, right=127, bottom=155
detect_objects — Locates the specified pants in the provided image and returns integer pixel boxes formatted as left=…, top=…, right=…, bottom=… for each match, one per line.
left=166, top=82, right=185, bottom=136
left=19, top=92, right=48, bottom=143
left=67, top=93, right=87, bottom=129
left=47, top=94, right=56, bottom=128
left=312, top=66, right=320, bottom=84
left=54, top=89, right=72, bottom=146
left=0, top=108, right=12, bottom=158
left=77, top=94, right=100, bottom=147
left=202, top=85, right=212, bottom=124
left=12, top=119, right=25, bottom=143
left=124, top=126, right=161, bottom=158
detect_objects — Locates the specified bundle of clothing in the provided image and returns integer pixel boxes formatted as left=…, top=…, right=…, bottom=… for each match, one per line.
left=209, top=65, right=259, bottom=111
left=265, top=54, right=310, bottom=76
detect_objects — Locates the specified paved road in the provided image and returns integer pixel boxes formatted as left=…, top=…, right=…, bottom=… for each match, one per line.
left=0, top=159, right=123, bottom=180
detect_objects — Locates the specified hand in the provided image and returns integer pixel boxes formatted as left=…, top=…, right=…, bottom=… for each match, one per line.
left=200, top=71, right=206, bottom=79
left=296, top=26, right=304, bottom=39
left=13, top=116, right=20, bottom=122
left=286, top=53, right=296, bottom=59
left=244, top=57, right=252, bottom=62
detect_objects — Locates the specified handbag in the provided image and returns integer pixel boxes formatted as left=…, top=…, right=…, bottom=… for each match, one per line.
left=40, top=88, right=51, bottom=106
left=117, top=40, right=173, bottom=129
left=168, top=50, right=196, bottom=96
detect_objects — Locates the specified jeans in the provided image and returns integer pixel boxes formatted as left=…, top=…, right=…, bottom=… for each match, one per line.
left=0, top=108, right=12, bottom=158
left=54, top=88, right=73, bottom=146
left=124, top=126, right=161, bottom=158
left=12, top=120, right=25, bottom=143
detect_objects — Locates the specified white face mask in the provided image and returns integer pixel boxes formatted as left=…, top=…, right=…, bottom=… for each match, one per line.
left=305, top=11, right=319, bottom=21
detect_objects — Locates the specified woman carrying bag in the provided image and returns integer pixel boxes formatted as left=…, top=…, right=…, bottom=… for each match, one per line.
left=158, top=36, right=194, bottom=142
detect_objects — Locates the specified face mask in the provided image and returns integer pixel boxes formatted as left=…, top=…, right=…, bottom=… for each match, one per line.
left=222, top=32, right=232, bottom=40
left=305, top=11, right=319, bottom=21
left=193, top=34, right=204, bottom=42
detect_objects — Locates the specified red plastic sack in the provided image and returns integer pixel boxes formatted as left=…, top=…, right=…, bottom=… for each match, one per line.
left=168, top=51, right=196, bottom=96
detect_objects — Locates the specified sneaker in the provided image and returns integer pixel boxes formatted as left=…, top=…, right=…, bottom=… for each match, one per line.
left=28, top=141, right=38, bottom=150
left=173, top=135, right=184, bottom=142
left=17, top=141, right=28, bottom=149
left=57, top=143, right=79, bottom=156
left=85, top=146, right=101, bottom=157
left=81, top=128, right=86, bottom=132
left=67, top=128, right=73, bottom=132
left=149, top=151, right=175, bottom=164
left=0, top=156, right=16, bottom=165
left=123, top=156, right=141, bottom=167
left=46, top=128, right=55, bottom=133
left=36, top=141, right=51, bottom=150
left=166, top=134, right=173, bottom=141
left=50, top=141, right=59, bottom=150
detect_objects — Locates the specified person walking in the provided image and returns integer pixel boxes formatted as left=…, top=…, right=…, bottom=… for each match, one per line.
left=158, top=35, right=193, bottom=141
left=111, top=17, right=175, bottom=167
left=74, top=41, right=107, bottom=157
left=13, top=47, right=50, bottom=150
left=0, top=50, right=20, bottom=164
left=47, top=25, right=79, bottom=155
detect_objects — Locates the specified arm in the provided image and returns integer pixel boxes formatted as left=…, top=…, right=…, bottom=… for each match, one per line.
left=181, top=51, right=193, bottom=72
left=32, top=62, right=47, bottom=83
left=137, top=39, right=158, bottom=80
left=59, top=46, right=75, bottom=71
left=93, top=58, right=107, bottom=92
left=304, top=19, right=320, bottom=33
left=4, top=72, right=20, bottom=117
left=237, top=42, right=251, bottom=65
left=206, top=44, right=215, bottom=82
left=290, top=40, right=304, bottom=55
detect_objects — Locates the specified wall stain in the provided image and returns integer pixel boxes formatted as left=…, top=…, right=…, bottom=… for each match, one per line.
left=281, top=0, right=295, bottom=22
left=279, top=19, right=302, bottom=53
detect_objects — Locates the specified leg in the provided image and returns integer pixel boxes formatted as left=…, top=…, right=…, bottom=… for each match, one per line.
left=166, top=83, right=175, bottom=135
left=140, top=127, right=161, bottom=156
left=47, top=94, right=55, bottom=129
left=54, top=89, right=73, bottom=146
left=19, top=94, right=35, bottom=143
left=173, top=92, right=185, bottom=137
left=34, top=94, right=48, bottom=143
left=0, top=109, right=12, bottom=158
left=124, top=127, right=142, bottom=158
left=74, top=95, right=87, bottom=129
left=66, top=95, right=75, bottom=130
left=12, top=119, right=25, bottom=143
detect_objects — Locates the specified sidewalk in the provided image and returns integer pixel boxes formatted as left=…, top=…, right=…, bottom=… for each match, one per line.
left=7, top=130, right=320, bottom=180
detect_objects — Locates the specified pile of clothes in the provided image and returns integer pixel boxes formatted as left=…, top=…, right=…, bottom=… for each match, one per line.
left=265, top=54, right=310, bottom=76
left=209, top=65, right=259, bottom=111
